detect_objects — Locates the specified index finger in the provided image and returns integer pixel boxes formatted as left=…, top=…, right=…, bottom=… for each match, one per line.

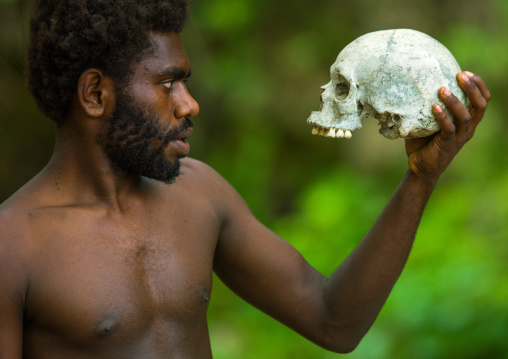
left=463, top=71, right=491, bottom=103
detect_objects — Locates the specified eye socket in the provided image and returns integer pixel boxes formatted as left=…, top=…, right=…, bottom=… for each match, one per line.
left=162, top=78, right=190, bottom=91
left=334, top=75, right=350, bottom=100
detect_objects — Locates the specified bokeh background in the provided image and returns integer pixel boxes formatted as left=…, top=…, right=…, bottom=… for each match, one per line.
left=1, top=0, right=507, bottom=358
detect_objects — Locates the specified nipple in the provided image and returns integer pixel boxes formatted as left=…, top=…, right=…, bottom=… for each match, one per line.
left=93, top=315, right=119, bottom=338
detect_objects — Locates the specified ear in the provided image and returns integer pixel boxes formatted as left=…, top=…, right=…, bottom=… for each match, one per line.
left=77, top=69, right=114, bottom=118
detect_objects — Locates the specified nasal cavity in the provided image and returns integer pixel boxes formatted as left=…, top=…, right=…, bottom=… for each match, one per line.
left=357, top=102, right=364, bottom=116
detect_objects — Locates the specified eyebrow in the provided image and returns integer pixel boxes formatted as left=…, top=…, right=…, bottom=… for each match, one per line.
left=156, top=66, right=191, bottom=80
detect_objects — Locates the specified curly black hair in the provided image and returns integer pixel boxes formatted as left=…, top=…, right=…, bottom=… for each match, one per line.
left=26, top=0, right=190, bottom=123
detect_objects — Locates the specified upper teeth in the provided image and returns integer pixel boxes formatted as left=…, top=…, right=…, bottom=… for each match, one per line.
left=311, top=126, right=352, bottom=139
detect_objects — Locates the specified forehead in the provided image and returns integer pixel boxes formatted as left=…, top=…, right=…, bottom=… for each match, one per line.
left=132, top=32, right=190, bottom=77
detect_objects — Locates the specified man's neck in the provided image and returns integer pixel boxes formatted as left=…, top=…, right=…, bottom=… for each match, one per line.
left=42, top=124, right=146, bottom=213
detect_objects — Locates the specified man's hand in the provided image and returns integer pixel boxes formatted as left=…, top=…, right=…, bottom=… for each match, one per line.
left=405, top=72, right=491, bottom=183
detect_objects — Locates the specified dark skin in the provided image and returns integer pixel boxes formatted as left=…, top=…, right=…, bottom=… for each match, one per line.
left=0, top=32, right=491, bottom=358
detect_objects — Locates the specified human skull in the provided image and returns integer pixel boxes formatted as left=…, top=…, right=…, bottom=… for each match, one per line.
left=307, top=29, right=467, bottom=139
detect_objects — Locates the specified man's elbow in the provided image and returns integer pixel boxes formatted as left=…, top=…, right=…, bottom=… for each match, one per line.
left=320, top=336, right=362, bottom=354
left=311, top=325, right=366, bottom=354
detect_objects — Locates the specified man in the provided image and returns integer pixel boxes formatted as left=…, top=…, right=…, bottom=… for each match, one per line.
left=0, top=0, right=491, bottom=357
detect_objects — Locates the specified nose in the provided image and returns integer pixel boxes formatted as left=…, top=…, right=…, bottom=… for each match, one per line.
left=175, top=84, right=200, bottom=119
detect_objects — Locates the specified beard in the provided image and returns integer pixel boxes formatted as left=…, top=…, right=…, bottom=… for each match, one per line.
left=101, top=88, right=193, bottom=184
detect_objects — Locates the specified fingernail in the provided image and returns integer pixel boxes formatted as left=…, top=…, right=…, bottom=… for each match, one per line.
left=443, top=89, right=451, bottom=97
left=462, top=73, right=470, bottom=82
left=435, top=104, right=443, bottom=112
left=465, top=71, right=474, bottom=78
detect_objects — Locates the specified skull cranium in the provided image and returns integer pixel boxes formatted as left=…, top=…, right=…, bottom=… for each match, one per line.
left=307, top=29, right=467, bottom=139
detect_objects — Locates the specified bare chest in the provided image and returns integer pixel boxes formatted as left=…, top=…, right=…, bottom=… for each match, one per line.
left=24, top=206, right=219, bottom=352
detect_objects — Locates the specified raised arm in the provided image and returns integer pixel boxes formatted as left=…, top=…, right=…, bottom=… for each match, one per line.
left=213, top=72, right=490, bottom=353
left=321, top=72, right=490, bottom=349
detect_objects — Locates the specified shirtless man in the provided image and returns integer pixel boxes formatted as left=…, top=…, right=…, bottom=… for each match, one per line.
left=0, top=0, right=491, bottom=358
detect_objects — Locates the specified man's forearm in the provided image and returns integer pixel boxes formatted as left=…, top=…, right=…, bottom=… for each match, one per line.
left=320, top=170, right=436, bottom=347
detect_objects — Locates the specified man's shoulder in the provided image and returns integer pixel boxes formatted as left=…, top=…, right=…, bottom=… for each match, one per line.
left=153, top=157, right=245, bottom=212
left=0, top=201, right=31, bottom=314
left=170, top=157, right=233, bottom=193
left=0, top=186, right=34, bottom=224
left=178, top=157, right=250, bottom=210
left=0, top=201, right=33, bottom=278
left=0, top=179, right=50, bottom=249
left=180, top=157, right=222, bottom=179
left=0, top=196, right=35, bottom=247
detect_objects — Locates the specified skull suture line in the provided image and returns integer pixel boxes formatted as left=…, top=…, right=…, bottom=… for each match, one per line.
left=307, top=29, right=467, bottom=139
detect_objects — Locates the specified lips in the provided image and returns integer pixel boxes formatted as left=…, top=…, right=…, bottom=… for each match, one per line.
left=177, top=127, right=194, bottom=141
left=168, top=127, right=193, bottom=156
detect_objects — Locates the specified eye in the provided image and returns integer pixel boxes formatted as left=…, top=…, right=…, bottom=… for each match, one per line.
left=162, top=81, right=173, bottom=90
left=334, top=75, right=350, bottom=100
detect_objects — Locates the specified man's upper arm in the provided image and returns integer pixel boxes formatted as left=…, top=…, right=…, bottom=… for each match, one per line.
left=0, top=223, right=26, bottom=358
left=209, top=168, right=328, bottom=342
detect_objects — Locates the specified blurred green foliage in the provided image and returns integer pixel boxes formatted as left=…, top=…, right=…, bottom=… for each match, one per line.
left=1, top=0, right=507, bottom=358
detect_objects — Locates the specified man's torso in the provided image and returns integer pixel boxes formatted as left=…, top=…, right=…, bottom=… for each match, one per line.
left=2, top=159, right=222, bottom=358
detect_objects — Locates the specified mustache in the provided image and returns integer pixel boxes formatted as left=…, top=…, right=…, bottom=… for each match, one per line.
left=162, top=118, right=193, bottom=145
